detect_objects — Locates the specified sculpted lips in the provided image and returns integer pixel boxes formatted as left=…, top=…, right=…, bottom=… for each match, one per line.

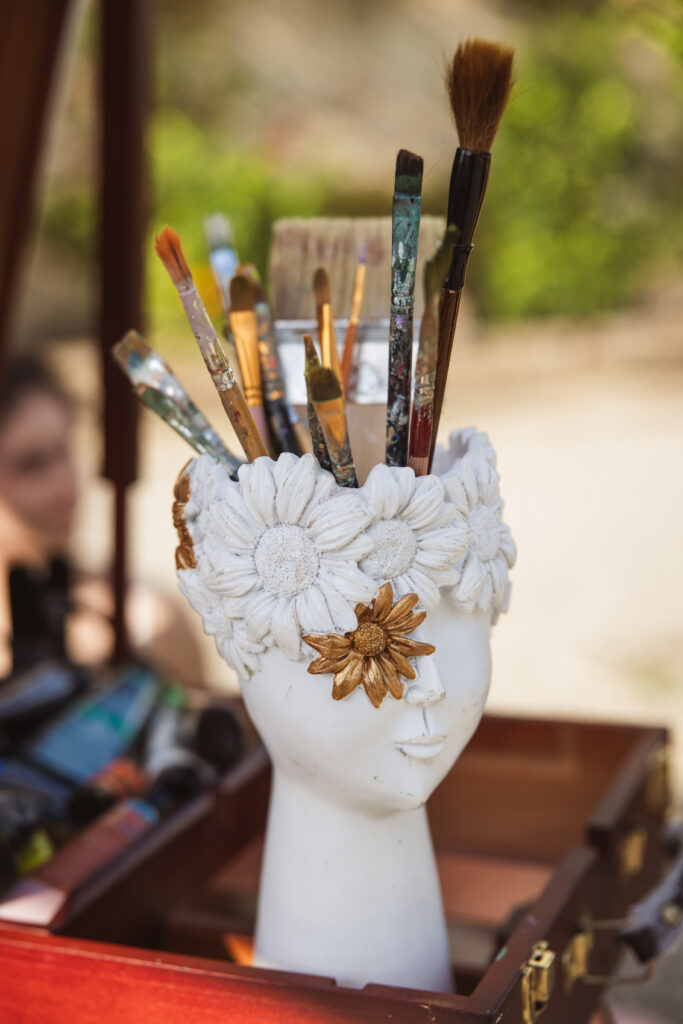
left=395, top=733, right=446, bottom=760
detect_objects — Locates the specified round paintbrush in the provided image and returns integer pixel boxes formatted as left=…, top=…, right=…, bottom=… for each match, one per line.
left=429, top=40, right=514, bottom=469
left=313, top=267, right=342, bottom=383
left=154, top=226, right=268, bottom=463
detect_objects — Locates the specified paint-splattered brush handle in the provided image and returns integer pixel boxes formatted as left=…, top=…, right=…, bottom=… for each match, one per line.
left=408, top=305, right=438, bottom=476
left=255, top=302, right=301, bottom=455
left=386, top=193, right=421, bottom=467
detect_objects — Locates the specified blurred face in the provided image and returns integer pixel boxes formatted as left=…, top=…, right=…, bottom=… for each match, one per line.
left=0, top=390, right=78, bottom=554
left=240, top=604, right=492, bottom=815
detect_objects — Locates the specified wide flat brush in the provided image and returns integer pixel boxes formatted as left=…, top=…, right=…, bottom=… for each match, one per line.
left=429, top=40, right=514, bottom=468
left=340, top=246, right=367, bottom=394
left=154, top=226, right=268, bottom=463
left=229, top=274, right=271, bottom=449
left=309, top=366, right=357, bottom=488
left=313, top=267, right=342, bottom=383
left=112, top=330, right=240, bottom=471
left=386, top=149, right=423, bottom=467
left=408, top=227, right=457, bottom=476
left=303, top=334, right=332, bottom=473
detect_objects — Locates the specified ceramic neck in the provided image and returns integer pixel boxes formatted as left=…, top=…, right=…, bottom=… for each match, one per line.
left=253, top=767, right=453, bottom=992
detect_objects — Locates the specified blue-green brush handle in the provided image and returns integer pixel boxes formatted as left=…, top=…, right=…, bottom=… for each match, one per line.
left=386, top=192, right=421, bottom=467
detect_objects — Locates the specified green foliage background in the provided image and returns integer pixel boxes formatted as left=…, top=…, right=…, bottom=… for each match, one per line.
left=39, top=0, right=683, bottom=331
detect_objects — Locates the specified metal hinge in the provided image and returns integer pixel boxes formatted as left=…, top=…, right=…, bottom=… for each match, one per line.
left=521, top=940, right=556, bottom=1023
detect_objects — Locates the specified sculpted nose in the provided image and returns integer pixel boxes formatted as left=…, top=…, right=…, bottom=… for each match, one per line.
left=404, top=651, right=445, bottom=707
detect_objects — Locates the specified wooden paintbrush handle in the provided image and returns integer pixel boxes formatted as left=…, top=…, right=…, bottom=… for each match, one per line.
left=428, top=288, right=461, bottom=470
left=340, top=322, right=357, bottom=394
left=217, top=385, right=268, bottom=462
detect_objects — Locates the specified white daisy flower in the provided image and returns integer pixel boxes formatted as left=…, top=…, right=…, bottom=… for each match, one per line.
left=358, top=464, right=467, bottom=610
left=441, top=446, right=517, bottom=617
left=177, top=568, right=265, bottom=678
left=183, top=452, right=376, bottom=666
left=432, top=427, right=497, bottom=475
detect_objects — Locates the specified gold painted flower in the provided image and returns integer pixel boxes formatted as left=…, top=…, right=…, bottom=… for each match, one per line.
left=303, top=582, right=435, bottom=708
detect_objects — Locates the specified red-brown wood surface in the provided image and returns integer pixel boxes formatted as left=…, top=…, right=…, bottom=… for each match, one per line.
left=0, top=715, right=669, bottom=1024
left=0, top=926, right=481, bottom=1024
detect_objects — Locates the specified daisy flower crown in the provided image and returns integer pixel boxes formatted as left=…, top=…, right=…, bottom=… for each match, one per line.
left=173, top=427, right=516, bottom=689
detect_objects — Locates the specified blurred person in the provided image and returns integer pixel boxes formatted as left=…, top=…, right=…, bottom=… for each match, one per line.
left=0, top=355, right=202, bottom=683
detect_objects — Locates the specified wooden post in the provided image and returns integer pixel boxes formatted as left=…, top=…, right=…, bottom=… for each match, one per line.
left=99, top=0, right=148, bottom=662
left=0, top=0, right=72, bottom=381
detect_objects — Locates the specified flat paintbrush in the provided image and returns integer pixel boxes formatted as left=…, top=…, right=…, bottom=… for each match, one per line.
left=313, top=267, right=342, bottom=383
left=340, top=246, right=367, bottom=394
left=408, top=227, right=457, bottom=476
left=154, top=226, right=268, bottom=463
left=239, top=263, right=302, bottom=456
left=112, top=330, right=241, bottom=471
left=309, top=366, right=357, bottom=488
left=386, top=149, right=423, bottom=467
left=429, top=39, right=514, bottom=469
left=303, top=334, right=332, bottom=474
left=229, top=274, right=271, bottom=450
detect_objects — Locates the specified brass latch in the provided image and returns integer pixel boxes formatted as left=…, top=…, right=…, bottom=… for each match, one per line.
left=521, top=940, right=556, bottom=1023
left=618, top=826, right=648, bottom=877
left=563, top=929, right=594, bottom=990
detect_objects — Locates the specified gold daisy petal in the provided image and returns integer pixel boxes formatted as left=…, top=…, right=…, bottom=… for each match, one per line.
left=392, top=637, right=435, bottom=658
left=307, top=655, right=351, bottom=675
left=332, top=654, right=364, bottom=701
left=302, top=633, right=352, bottom=658
left=385, top=609, right=427, bottom=635
left=387, top=648, right=417, bottom=680
left=354, top=602, right=372, bottom=623
left=376, top=653, right=405, bottom=700
left=384, top=592, right=420, bottom=626
left=371, top=582, right=394, bottom=622
left=362, top=659, right=385, bottom=708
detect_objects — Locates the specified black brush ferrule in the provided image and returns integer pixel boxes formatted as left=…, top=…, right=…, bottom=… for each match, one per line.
left=445, top=148, right=491, bottom=291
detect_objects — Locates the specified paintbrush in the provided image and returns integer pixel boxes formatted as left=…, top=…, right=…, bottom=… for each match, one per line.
left=309, top=366, right=357, bottom=488
left=386, top=149, right=424, bottom=467
left=204, top=213, right=240, bottom=313
left=112, top=330, right=241, bottom=471
left=408, top=227, right=457, bottom=476
left=154, top=226, right=268, bottom=463
left=229, top=274, right=271, bottom=449
left=313, top=267, right=342, bottom=382
left=429, top=39, right=514, bottom=469
left=340, top=246, right=367, bottom=394
left=238, top=264, right=302, bottom=456
left=303, top=334, right=333, bottom=474
left=203, top=212, right=242, bottom=375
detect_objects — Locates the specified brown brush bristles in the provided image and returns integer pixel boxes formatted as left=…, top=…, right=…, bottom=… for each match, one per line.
left=313, top=267, right=331, bottom=306
left=308, top=366, right=342, bottom=402
left=154, top=225, right=192, bottom=284
left=229, top=274, right=255, bottom=313
left=447, top=39, right=514, bottom=152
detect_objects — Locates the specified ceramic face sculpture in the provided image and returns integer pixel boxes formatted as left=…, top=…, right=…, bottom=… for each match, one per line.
left=174, top=428, right=516, bottom=992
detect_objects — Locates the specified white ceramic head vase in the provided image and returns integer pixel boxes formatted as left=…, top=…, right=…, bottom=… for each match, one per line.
left=174, top=428, right=516, bottom=992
